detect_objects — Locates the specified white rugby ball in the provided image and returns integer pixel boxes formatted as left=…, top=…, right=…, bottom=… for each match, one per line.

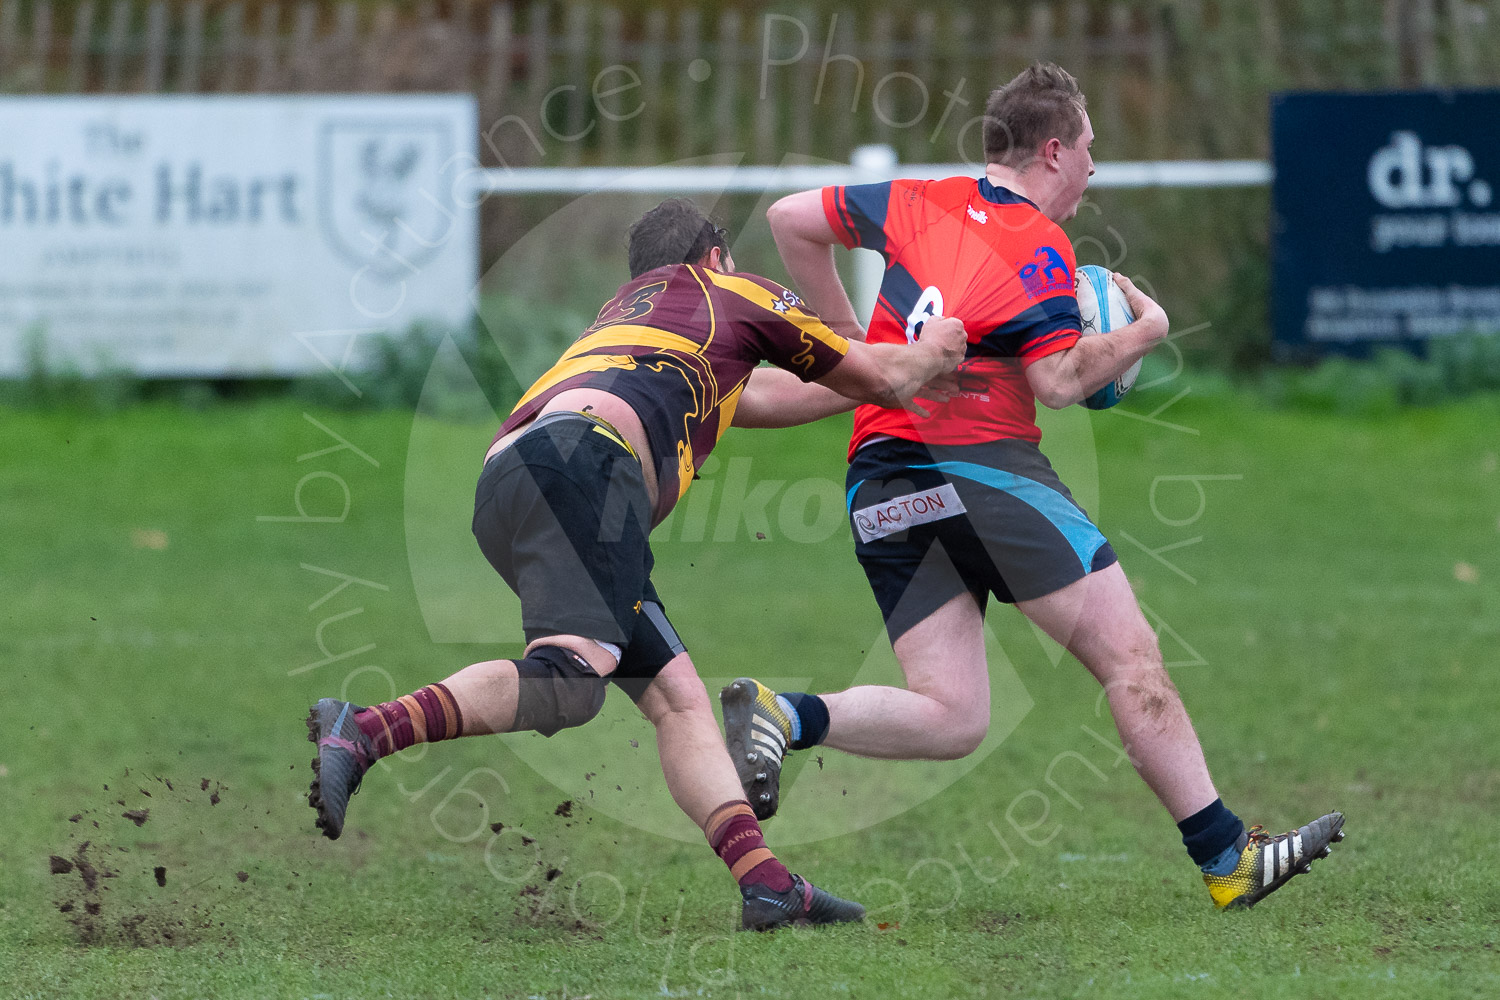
left=1074, top=264, right=1142, bottom=410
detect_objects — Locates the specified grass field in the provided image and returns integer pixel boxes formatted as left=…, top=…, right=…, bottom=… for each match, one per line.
left=3, top=384, right=1499, bottom=999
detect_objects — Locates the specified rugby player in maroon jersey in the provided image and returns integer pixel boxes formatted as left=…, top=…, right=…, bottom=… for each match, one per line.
left=304, top=198, right=966, bottom=930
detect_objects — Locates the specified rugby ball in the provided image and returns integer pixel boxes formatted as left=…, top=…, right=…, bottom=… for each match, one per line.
left=1074, top=264, right=1142, bottom=410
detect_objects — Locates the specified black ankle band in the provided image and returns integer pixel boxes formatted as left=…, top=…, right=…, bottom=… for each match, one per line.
left=783, top=692, right=830, bottom=751
left=1177, top=798, right=1245, bottom=866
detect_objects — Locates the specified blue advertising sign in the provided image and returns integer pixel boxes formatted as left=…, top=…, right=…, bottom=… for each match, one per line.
left=1271, top=90, right=1500, bottom=355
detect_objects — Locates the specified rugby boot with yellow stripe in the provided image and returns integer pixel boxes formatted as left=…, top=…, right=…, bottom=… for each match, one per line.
left=720, top=678, right=794, bottom=821
left=1204, top=811, right=1345, bottom=909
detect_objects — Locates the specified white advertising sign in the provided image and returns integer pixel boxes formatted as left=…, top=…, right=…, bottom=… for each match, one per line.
left=0, top=95, right=478, bottom=376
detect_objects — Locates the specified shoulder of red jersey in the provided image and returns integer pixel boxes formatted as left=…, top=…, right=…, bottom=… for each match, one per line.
left=994, top=233, right=1081, bottom=366
left=826, top=174, right=1065, bottom=256
left=966, top=183, right=1082, bottom=366
left=912, top=174, right=981, bottom=207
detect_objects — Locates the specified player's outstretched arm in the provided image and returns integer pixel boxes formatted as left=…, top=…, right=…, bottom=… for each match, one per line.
left=816, top=316, right=967, bottom=410
left=767, top=190, right=865, bottom=342
left=732, top=366, right=860, bottom=429
left=1026, top=274, right=1169, bottom=409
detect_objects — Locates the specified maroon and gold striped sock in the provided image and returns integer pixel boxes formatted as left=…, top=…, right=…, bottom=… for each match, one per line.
left=354, top=683, right=464, bottom=759
left=705, top=800, right=793, bottom=892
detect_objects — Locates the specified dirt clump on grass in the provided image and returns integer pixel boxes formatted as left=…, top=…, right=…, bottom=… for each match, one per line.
left=48, top=771, right=244, bottom=948
left=50, top=840, right=115, bottom=943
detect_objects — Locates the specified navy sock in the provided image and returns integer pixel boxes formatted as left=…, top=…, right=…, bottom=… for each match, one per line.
left=1200, top=843, right=1242, bottom=875
left=1177, top=798, right=1245, bottom=868
left=780, top=692, right=830, bottom=750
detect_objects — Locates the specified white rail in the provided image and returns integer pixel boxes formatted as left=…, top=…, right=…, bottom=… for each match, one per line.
left=474, top=147, right=1272, bottom=195
left=472, top=146, right=1271, bottom=323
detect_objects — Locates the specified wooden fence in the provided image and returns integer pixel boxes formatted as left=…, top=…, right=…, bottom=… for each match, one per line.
left=0, top=0, right=1497, bottom=165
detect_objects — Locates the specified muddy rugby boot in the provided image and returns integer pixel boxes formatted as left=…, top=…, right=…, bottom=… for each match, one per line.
left=1203, top=811, right=1346, bottom=909
left=740, top=874, right=866, bottom=931
left=306, top=698, right=376, bottom=840
left=720, top=678, right=794, bottom=820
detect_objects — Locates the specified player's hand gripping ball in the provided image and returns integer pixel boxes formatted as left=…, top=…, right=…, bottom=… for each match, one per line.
left=1074, top=264, right=1143, bottom=410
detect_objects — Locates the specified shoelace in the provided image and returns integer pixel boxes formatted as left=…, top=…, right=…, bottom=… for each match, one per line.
left=1246, top=824, right=1302, bottom=851
left=1245, top=824, right=1272, bottom=847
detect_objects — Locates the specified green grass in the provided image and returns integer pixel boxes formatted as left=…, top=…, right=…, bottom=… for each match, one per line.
left=2, top=385, right=1499, bottom=999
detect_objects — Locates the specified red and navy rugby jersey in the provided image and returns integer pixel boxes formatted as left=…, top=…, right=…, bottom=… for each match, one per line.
left=823, top=176, right=1082, bottom=457
left=496, top=263, right=849, bottom=524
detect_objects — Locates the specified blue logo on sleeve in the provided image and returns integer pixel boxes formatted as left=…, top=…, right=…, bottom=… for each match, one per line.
left=1018, top=246, right=1072, bottom=298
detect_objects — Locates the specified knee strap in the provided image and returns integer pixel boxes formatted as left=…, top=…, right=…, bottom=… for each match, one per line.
left=514, top=645, right=608, bottom=737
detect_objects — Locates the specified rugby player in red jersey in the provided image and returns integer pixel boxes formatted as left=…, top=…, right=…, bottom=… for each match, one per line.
left=304, top=198, right=967, bottom=930
left=726, top=64, right=1344, bottom=910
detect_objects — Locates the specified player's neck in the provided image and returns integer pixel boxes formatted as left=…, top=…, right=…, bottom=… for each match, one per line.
left=983, top=164, right=1065, bottom=223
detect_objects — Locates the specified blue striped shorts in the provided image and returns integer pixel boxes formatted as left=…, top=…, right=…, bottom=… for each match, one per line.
left=845, top=436, right=1117, bottom=642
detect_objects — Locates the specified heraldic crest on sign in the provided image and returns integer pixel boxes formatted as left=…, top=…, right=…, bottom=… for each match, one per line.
left=319, top=118, right=457, bottom=280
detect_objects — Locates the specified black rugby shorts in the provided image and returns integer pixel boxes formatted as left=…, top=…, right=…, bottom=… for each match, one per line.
left=471, top=412, right=686, bottom=699
left=846, top=436, right=1118, bottom=642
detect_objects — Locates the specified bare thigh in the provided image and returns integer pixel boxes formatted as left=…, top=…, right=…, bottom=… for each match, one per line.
left=1015, top=562, right=1159, bottom=680
left=891, top=590, right=991, bottom=708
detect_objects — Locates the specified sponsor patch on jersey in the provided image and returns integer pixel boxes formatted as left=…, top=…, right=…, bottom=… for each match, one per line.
left=852, top=483, right=966, bottom=542
left=1017, top=245, right=1072, bottom=299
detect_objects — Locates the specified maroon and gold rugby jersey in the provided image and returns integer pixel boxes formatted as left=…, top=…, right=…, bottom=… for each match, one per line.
left=823, top=176, right=1083, bottom=459
left=496, top=263, right=849, bottom=522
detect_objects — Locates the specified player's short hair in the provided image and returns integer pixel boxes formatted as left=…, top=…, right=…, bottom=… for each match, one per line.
left=982, top=62, right=1087, bottom=169
left=627, top=198, right=729, bottom=278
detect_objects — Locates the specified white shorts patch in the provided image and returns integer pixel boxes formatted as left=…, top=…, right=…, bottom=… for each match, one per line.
left=852, top=483, right=966, bottom=543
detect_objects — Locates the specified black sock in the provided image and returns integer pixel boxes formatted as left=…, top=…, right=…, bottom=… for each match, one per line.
left=781, top=692, right=830, bottom=750
left=1177, top=798, right=1245, bottom=867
